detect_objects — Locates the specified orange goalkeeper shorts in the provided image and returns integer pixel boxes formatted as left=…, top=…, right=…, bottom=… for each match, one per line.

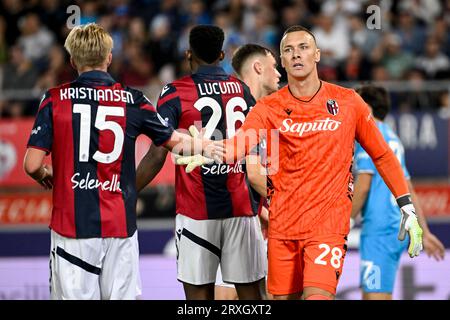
left=267, top=233, right=348, bottom=296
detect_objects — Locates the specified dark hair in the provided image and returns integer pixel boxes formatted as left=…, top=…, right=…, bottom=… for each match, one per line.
left=189, top=25, right=225, bottom=64
left=356, top=85, right=391, bottom=120
left=282, top=25, right=317, bottom=44
left=231, top=44, right=274, bottom=76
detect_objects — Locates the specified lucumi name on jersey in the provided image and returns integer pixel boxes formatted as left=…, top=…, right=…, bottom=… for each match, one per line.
left=197, top=81, right=242, bottom=96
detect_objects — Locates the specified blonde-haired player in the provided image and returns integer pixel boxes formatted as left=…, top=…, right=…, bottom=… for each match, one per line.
left=24, top=23, right=221, bottom=300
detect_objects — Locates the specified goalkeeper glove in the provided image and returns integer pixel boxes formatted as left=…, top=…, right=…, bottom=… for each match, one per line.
left=175, top=125, right=214, bottom=173
left=397, top=195, right=423, bottom=258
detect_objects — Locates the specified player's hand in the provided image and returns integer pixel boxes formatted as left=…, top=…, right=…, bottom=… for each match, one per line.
left=398, top=203, right=423, bottom=258
left=175, top=126, right=218, bottom=173
left=423, top=231, right=445, bottom=261
left=175, top=154, right=214, bottom=173
left=37, top=164, right=53, bottom=190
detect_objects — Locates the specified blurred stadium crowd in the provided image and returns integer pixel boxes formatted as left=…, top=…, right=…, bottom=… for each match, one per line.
left=0, top=0, right=449, bottom=118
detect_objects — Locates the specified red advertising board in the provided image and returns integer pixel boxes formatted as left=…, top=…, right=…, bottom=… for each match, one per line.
left=0, top=192, right=52, bottom=224
left=0, top=119, right=36, bottom=187
left=415, top=184, right=450, bottom=217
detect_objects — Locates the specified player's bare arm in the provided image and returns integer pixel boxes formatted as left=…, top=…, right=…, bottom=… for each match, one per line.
left=136, top=144, right=168, bottom=192
left=350, top=173, right=372, bottom=219
left=246, top=155, right=267, bottom=198
left=23, top=148, right=53, bottom=189
left=136, top=129, right=224, bottom=191
left=165, top=130, right=225, bottom=163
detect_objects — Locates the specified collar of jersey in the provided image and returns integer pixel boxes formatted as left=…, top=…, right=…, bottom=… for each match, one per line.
left=195, top=65, right=227, bottom=76
left=287, top=80, right=322, bottom=103
left=77, top=70, right=116, bottom=86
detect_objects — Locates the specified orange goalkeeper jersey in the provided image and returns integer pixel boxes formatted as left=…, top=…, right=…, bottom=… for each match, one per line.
left=235, top=81, right=408, bottom=239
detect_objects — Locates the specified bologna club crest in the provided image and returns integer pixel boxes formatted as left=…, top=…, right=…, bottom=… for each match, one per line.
left=326, top=99, right=339, bottom=115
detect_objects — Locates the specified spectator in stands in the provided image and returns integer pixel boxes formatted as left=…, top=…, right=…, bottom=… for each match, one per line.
left=79, top=0, right=99, bottom=25
left=214, top=9, right=246, bottom=74
left=372, top=33, right=414, bottom=80
left=0, top=0, right=448, bottom=117
left=37, top=0, right=68, bottom=44
left=2, top=45, right=38, bottom=92
left=415, top=37, right=450, bottom=79
left=245, top=6, right=278, bottom=52
left=346, top=13, right=381, bottom=58
left=278, top=2, right=313, bottom=38
left=127, top=17, right=148, bottom=47
left=397, top=0, right=442, bottom=26
left=0, top=0, right=26, bottom=47
left=399, top=69, right=438, bottom=112
left=17, top=13, right=54, bottom=65
left=146, top=14, right=178, bottom=75
left=393, top=8, right=426, bottom=55
left=429, top=16, right=450, bottom=57
left=371, top=65, right=391, bottom=81
left=338, top=45, right=372, bottom=81
left=437, top=91, right=450, bottom=119
left=312, top=11, right=350, bottom=66
left=0, top=16, right=8, bottom=65
left=119, top=42, right=153, bottom=87
left=34, top=45, right=76, bottom=90
left=186, top=0, right=212, bottom=25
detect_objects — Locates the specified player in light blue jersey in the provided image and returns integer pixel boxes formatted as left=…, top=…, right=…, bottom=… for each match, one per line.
left=351, top=85, right=445, bottom=300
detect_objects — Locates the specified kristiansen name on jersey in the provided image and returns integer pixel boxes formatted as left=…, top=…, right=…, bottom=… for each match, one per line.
left=59, top=87, right=135, bottom=103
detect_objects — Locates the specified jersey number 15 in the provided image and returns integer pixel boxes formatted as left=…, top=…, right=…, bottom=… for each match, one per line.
left=73, top=104, right=124, bottom=164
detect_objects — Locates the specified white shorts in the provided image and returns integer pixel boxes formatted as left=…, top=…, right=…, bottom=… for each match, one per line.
left=50, top=229, right=141, bottom=300
left=175, top=214, right=267, bottom=286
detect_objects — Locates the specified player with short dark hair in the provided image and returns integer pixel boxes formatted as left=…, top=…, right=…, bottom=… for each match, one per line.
left=136, top=25, right=266, bottom=300
left=352, top=85, right=444, bottom=300
left=356, top=85, right=390, bottom=121
left=215, top=43, right=281, bottom=300
left=23, top=23, right=221, bottom=300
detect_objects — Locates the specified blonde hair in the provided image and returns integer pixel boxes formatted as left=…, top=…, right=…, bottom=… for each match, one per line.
left=64, top=23, right=113, bottom=69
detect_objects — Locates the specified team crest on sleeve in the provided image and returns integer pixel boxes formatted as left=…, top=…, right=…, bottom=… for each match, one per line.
left=157, top=113, right=169, bottom=127
left=39, top=93, right=46, bottom=106
left=160, top=84, right=173, bottom=97
left=326, top=99, right=339, bottom=116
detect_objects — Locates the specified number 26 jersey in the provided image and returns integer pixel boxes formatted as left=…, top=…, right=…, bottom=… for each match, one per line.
left=157, top=65, right=259, bottom=220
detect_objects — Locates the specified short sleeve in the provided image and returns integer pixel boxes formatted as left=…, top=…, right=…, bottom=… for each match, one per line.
left=27, top=91, right=53, bottom=154
left=156, top=83, right=181, bottom=129
left=136, top=91, right=174, bottom=146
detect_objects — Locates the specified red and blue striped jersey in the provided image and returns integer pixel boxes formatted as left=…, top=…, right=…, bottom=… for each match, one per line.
left=27, top=70, right=174, bottom=238
left=157, top=65, right=260, bottom=220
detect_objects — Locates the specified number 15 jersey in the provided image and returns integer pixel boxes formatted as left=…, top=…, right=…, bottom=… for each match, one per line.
left=27, top=71, right=174, bottom=238
left=157, top=65, right=259, bottom=220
